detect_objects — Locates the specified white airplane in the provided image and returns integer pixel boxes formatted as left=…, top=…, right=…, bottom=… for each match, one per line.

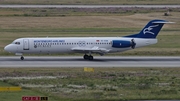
left=4, top=19, right=173, bottom=60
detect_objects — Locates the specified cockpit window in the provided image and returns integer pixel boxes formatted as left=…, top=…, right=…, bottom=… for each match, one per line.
left=15, top=42, right=20, bottom=45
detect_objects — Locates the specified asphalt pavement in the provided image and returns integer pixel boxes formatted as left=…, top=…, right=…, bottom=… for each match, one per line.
left=0, top=56, right=180, bottom=67
left=0, top=5, right=179, bottom=8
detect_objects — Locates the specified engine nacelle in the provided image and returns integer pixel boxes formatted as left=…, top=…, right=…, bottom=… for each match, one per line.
left=112, top=40, right=132, bottom=48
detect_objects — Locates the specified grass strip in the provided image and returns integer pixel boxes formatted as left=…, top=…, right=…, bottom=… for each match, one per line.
left=0, top=0, right=180, bottom=5
left=0, top=67, right=180, bottom=101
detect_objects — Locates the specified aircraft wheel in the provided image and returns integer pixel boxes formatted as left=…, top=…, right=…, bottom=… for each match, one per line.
left=83, top=54, right=89, bottom=60
left=20, top=56, right=24, bottom=60
left=89, top=56, right=93, bottom=60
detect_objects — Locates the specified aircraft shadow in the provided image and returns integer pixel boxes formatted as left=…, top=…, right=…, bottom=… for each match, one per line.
left=2, top=58, right=180, bottom=62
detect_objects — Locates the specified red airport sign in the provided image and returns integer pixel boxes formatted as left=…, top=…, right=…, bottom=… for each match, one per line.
left=22, top=96, right=40, bottom=101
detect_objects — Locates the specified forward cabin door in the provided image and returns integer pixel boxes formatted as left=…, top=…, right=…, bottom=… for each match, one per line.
left=23, top=39, right=29, bottom=50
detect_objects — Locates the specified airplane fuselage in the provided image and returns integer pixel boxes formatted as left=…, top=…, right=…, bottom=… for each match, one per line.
left=5, top=37, right=157, bottom=54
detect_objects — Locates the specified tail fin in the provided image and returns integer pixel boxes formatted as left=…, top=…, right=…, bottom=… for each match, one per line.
left=137, top=19, right=173, bottom=38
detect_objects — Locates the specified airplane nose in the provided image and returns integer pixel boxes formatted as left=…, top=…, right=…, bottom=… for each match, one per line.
left=4, top=45, right=10, bottom=52
left=4, top=44, right=17, bottom=53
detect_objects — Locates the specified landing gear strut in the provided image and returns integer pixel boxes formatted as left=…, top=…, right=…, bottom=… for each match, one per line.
left=83, top=54, right=93, bottom=60
left=20, top=56, right=24, bottom=60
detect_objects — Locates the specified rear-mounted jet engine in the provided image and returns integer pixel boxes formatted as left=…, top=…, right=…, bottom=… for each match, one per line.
left=112, top=39, right=136, bottom=49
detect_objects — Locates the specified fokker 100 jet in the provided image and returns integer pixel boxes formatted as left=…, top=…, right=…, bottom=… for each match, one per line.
left=4, top=19, right=173, bottom=60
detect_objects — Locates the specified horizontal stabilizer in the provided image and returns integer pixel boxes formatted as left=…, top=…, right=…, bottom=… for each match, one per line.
left=152, top=21, right=175, bottom=24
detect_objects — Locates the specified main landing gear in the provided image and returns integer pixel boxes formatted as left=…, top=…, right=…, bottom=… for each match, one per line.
left=83, top=54, right=93, bottom=60
left=20, top=56, right=24, bottom=60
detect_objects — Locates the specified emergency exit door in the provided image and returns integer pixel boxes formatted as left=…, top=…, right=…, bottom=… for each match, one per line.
left=23, top=39, right=29, bottom=50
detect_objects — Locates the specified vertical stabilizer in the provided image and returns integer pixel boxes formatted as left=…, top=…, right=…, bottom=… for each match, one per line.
left=137, top=19, right=173, bottom=38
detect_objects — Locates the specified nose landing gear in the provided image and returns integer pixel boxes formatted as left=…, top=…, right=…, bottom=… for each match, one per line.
left=20, top=56, right=24, bottom=60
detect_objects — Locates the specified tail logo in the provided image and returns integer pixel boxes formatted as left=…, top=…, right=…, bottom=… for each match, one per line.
left=143, top=24, right=159, bottom=35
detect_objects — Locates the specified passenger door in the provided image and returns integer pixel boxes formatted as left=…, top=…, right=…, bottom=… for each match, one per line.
left=23, top=39, right=29, bottom=50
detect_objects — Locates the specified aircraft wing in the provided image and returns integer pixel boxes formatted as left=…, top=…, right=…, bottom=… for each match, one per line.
left=71, top=46, right=110, bottom=55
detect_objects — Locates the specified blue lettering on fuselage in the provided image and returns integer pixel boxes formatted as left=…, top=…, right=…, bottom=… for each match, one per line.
left=59, top=40, right=65, bottom=42
left=34, top=40, right=65, bottom=42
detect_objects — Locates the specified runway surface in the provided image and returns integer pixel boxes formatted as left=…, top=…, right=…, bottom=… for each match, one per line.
left=0, top=56, right=180, bottom=67
left=0, top=5, right=179, bottom=8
